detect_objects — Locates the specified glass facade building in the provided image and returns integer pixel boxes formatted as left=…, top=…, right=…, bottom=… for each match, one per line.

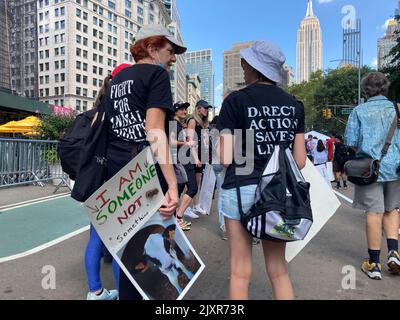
left=185, top=49, right=214, bottom=106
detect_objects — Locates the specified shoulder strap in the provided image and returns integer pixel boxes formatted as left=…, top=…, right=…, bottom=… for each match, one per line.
left=235, top=167, right=245, bottom=216
left=381, top=102, right=400, bottom=159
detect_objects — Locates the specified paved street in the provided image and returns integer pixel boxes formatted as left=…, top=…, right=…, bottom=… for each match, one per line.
left=0, top=184, right=399, bottom=300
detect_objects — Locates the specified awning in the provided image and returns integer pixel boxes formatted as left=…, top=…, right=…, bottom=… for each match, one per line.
left=0, top=91, right=52, bottom=115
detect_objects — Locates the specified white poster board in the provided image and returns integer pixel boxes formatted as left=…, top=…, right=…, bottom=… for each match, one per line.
left=327, top=161, right=335, bottom=182
left=84, top=148, right=205, bottom=300
left=199, top=164, right=217, bottom=215
left=285, top=159, right=341, bottom=262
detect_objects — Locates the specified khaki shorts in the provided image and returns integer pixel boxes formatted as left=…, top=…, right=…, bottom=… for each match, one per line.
left=353, top=180, right=400, bottom=213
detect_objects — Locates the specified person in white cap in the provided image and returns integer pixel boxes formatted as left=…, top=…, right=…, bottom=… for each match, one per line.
left=101, top=24, right=187, bottom=300
left=217, top=41, right=307, bottom=300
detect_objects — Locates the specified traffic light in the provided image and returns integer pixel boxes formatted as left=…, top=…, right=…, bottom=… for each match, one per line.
left=322, top=108, right=333, bottom=119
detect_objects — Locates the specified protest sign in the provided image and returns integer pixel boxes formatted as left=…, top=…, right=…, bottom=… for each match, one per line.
left=199, top=164, right=216, bottom=215
left=84, top=148, right=205, bottom=300
left=84, top=148, right=165, bottom=250
left=285, top=159, right=341, bottom=262
left=115, top=214, right=205, bottom=300
left=327, top=161, right=335, bottom=182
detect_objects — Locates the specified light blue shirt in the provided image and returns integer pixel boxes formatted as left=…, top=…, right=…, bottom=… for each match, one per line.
left=313, top=149, right=328, bottom=165
left=345, top=96, right=400, bottom=182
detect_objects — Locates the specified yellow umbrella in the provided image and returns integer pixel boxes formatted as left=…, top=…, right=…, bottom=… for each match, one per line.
left=0, top=116, right=41, bottom=134
left=12, top=116, right=41, bottom=128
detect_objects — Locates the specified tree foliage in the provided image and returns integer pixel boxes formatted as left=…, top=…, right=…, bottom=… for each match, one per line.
left=35, top=112, right=76, bottom=140
left=381, top=15, right=400, bottom=101
left=289, top=66, right=372, bottom=135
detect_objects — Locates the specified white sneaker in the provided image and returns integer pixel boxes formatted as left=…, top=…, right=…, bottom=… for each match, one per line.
left=184, top=207, right=199, bottom=219
left=87, top=288, right=119, bottom=300
left=193, top=205, right=207, bottom=215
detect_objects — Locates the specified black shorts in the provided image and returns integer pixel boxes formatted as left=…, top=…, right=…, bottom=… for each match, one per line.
left=184, top=164, right=198, bottom=198
left=333, top=160, right=345, bottom=173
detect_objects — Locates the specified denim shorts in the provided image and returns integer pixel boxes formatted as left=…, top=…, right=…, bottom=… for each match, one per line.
left=218, top=185, right=257, bottom=221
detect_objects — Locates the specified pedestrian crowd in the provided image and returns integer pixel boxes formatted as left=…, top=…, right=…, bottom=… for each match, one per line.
left=64, top=24, right=399, bottom=300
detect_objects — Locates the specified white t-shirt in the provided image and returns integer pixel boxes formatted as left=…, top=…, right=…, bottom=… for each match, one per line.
left=313, top=149, right=328, bottom=165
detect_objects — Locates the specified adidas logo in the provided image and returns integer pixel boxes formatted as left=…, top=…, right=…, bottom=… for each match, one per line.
left=286, top=188, right=292, bottom=197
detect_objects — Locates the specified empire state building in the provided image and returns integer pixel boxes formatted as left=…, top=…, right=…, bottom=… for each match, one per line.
left=296, top=0, right=323, bottom=83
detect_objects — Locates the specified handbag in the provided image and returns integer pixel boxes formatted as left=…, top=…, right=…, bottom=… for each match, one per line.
left=344, top=101, right=400, bottom=186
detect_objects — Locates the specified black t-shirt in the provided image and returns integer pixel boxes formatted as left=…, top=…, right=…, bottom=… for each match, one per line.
left=104, top=64, right=173, bottom=146
left=187, top=117, right=209, bottom=163
left=216, top=83, right=305, bottom=189
left=170, top=119, right=188, bottom=163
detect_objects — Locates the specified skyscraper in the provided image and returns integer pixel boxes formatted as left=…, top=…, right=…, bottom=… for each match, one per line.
left=186, top=74, right=201, bottom=115
left=296, top=0, right=323, bottom=83
left=281, top=64, right=294, bottom=90
left=378, top=18, right=399, bottom=69
left=185, top=49, right=214, bottom=106
left=37, top=0, right=171, bottom=111
left=222, top=42, right=254, bottom=97
left=342, top=19, right=361, bottom=67
left=165, top=0, right=186, bottom=104
left=8, top=0, right=39, bottom=99
left=0, top=1, right=11, bottom=92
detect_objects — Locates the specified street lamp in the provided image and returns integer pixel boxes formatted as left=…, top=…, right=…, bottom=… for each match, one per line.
left=329, top=49, right=363, bottom=105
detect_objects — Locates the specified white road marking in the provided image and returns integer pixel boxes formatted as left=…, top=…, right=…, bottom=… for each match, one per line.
left=0, top=194, right=71, bottom=212
left=0, top=225, right=90, bottom=264
left=333, top=191, right=354, bottom=204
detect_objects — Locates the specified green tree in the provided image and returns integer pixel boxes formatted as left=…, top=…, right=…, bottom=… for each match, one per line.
left=381, top=15, right=400, bottom=101
left=289, top=70, right=323, bottom=132
left=289, top=66, right=372, bottom=136
left=35, top=112, right=76, bottom=140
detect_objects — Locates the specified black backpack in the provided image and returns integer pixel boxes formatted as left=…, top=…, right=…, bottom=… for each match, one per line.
left=236, top=145, right=313, bottom=242
left=57, top=109, right=97, bottom=181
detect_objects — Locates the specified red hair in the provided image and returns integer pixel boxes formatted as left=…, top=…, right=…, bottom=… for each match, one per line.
left=130, top=36, right=169, bottom=62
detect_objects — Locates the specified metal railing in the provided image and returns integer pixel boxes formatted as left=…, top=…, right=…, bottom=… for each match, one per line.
left=0, top=138, right=70, bottom=192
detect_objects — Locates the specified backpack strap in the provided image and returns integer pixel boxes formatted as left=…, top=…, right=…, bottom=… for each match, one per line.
left=234, top=165, right=245, bottom=216
left=380, top=102, right=400, bottom=159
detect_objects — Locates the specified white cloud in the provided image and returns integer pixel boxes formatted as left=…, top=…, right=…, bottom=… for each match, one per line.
left=371, top=58, right=378, bottom=68
left=318, top=0, right=334, bottom=3
left=215, top=83, right=223, bottom=92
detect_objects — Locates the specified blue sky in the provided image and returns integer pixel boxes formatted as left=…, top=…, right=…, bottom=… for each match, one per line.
left=177, top=0, right=398, bottom=107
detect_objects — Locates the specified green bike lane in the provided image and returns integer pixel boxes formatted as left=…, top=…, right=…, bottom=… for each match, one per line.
left=0, top=195, right=89, bottom=259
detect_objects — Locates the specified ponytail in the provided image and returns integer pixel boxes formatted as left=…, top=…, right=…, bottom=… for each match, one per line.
left=93, top=74, right=113, bottom=109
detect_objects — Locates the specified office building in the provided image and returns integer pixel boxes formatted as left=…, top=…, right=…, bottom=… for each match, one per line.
left=186, top=49, right=214, bottom=106
left=222, top=42, right=254, bottom=96
left=296, top=0, right=323, bottom=83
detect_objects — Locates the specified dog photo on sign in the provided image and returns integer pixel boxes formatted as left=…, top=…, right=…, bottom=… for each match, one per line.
left=116, top=215, right=203, bottom=300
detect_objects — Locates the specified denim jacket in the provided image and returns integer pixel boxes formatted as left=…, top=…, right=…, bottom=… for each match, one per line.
left=345, top=96, right=400, bottom=182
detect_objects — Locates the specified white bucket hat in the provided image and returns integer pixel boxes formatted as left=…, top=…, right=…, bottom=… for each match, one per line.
left=240, top=40, right=286, bottom=84
left=134, top=24, right=187, bottom=55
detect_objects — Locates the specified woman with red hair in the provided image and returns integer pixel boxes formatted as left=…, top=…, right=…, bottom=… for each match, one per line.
left=101, top=24, right=187, bottom=300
